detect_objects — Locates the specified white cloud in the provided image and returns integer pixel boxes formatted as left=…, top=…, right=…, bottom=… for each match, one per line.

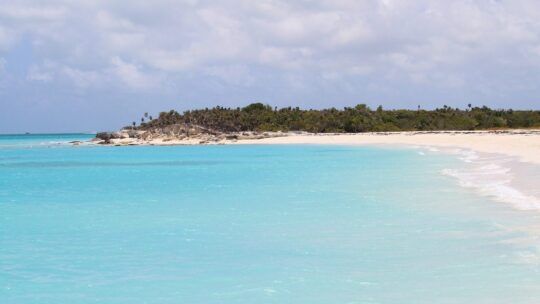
left=110, top=56, right=159, bottom=89
left=0, top=26, right=12, bottom=50
left=24, top=57, right=161, bottom=90
left=0, top=3, right=67, bottom=20
left=203, top=64, right=254, bottom=86
left=0, top=57, right=5, bottom=73
left=1, top=0, right=540, bottom=106
left=27, top=65, right=53, bottom=82
left=60, top=65, right=102, bottom=88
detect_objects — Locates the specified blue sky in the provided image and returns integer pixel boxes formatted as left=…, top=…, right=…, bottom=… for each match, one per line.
left=1, top=0, right=540, bottom=133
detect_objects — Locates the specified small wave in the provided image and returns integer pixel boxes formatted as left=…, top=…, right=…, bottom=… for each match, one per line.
left=457, top=150, right=480, bottom=163
left=0, top=140, right=79, bottom=149
left=515, top=250, right=540, bottom=265
left=442, top=152, right=540, bottom=211
left=0, top=160, right=227, bottom=168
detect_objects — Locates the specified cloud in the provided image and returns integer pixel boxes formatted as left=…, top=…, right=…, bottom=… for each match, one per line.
left=5, top=2, right=540, bottom=72
left=203, top=64, right=254, bottom=86
left=26, top=65, right=53, bottom=82
left=60, top=65, right=102, bottom=88
left=1, top=0, right=540, bottom=115
left=0, top=26, right=13, bottom=51
left=110, top=56, right=159, bottom=89
left=25, top=57, right=161, bottom=90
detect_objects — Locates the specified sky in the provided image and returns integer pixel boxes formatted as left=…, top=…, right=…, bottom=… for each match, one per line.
left=1, top=0, right=540, bottom=133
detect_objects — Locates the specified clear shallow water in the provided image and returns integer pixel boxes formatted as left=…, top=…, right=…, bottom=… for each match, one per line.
left=0, top=133, right=94, bottom=148
left=441, top=148, right=540, bottom=211
left=1, top=134, right=540, bottom=303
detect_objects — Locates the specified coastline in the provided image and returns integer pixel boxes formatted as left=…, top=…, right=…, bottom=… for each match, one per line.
left=90, top=129, right=540, bottom=211
left=92, top=130, right=540, bottom=164
left=232, top=130, right=540, bottom=165
left=7, top=133, right=540, bottom=301
left=91, top=129, right=540, bottom=164
left=233, top=130, right=540, bottom=210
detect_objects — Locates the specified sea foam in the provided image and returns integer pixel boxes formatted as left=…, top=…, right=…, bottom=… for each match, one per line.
left=441, top=150, right=540, bottom=211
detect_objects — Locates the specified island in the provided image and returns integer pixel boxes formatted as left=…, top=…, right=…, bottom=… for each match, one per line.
left=93, top=103, right=539, bottom=144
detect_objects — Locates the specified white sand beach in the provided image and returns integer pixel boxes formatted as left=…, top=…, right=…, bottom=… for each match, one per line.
left=235, top=130, right=540, bottom=165
left=101, top=130, right=540, bottom=165
left=234, top=130, right=540, bottom=210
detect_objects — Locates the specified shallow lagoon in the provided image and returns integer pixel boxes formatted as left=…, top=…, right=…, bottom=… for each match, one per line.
left=1, top=135, right=539, bottom=303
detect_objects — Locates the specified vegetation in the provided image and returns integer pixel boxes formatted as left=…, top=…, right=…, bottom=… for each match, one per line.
left=134, top=103, right=540, bottom=133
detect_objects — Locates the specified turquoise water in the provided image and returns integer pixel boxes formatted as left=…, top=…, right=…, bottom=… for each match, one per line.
left=1, top=134, right=540, bottom=303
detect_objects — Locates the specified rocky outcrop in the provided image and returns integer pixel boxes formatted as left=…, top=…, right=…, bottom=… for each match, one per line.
left=95, top=132, right=114, bottom=141
left=91, top=124, right=285, bottom=146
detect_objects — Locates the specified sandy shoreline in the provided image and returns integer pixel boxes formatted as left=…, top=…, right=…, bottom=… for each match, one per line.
left=232, top=130, right=540, bottom=165
left=232, top=130, right=540, bottom=210
left=95, top=130, right=540, bottom=164
left=89, top=130, right=540, bottom=210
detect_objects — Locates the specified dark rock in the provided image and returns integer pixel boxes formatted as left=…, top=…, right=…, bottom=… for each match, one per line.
left=96, top=132, right=112, bottom=140
left=127, top=130, right=139, bottom=138
left=96, top=132, right=125, bottom=141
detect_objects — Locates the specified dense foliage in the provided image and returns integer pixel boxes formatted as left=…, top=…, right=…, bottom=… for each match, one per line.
left=136, top=103, right=540, bottom=133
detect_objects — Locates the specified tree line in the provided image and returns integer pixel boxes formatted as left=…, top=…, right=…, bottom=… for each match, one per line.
left=134, top=103, right=540, bottom=133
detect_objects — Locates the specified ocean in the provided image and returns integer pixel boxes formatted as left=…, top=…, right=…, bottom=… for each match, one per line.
left=1, top=134, right=540, bottom=303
